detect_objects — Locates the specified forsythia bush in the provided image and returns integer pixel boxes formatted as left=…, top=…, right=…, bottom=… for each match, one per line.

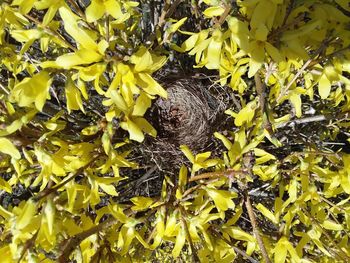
left=0, top=0, right=350, bottom=262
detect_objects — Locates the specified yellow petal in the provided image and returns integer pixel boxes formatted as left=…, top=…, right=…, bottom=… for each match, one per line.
left=86, top=0, right=105, bottom=22
left=0, top=138, right=21, bottom=159
left=318, top=74, right=331, bottom=99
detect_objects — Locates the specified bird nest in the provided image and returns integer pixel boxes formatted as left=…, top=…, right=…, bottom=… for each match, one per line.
left=142, top=77, right=230, bottom=169
left=117, top=76, right=234, bottom=198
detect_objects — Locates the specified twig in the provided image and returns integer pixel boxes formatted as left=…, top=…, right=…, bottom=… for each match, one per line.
left=33, top=154, right=100, bottom=201
left=105, top=15, right=110, bottom=43
left=302, top=208, right=350, bottom=261
left=58, top=216, right=117, bottom=262
left=66, top=0, right=86, bottom=19
left=209, top=226, right=260, bottom=263
left=276, top=114, right=327, bottom=128
left=277, top=58, right=312, bottom=103
left=118, top=165, right=157, bottom=196
left=245, top=195, right=272, bottom=263
left=215, top=4, right=232, bottom=28
left=24, top=14, right=76, bottom=51
left=0, top=82, right=10, bottom=95
left=255, top=72, right=273, bottom=134
left=307, top=44, right=350, bottom=68
left=157, top=0, right=182, bottom=28
left=189, top=169, right=246, bottom=182
left=179, top=206, right=200, bottom=262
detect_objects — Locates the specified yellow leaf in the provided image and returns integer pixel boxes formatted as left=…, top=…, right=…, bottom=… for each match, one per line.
left=214, top=132, right=232, bottom=150
left=133, top=91, right=152, bottom=116
left=168, top=17, right=187, bottom=33
left=181, top=33, right=199, bottom=51
left=44, top=198, right=55, bottom=235
left=318, top=74, right=331, bottom=99
left=100, top=183, right=118, bottom=196
left=180, top=145, right=195, bottom=163
left=195, top=152, right=211, bottom=163
left=256, top=203, right=278, bottom=224
left=16, top=199, right=37, bottom=230
left=56, top=49, right=102, bottom=68
left=203, top=6, right=225, bottom=18
left=324, top=65, right=340, bottom=82
left=248, top=41, right=265, bottom=78
left=12, top=0, right=35, bottom=14
left=205, top=30, right=223, bottom=70
left=234, top=100, right=257, bottom=126
left=102, top=132, right=111, bottom=154
left=0, top=205, right=12, bottom=220
left=120, top=118, right=144, bottom=142
left=137, top=73, right=167, bottom=98
left=110, top=89, right=129, bottom=112
left=133, top=117, right=157, bottom=137
left=81, top=125, right=99, bottom=136
left=59, top=7, right=98, bottom=50
left=289, top=92, right=302, bottom=118
left=0, top=138, right=21, bottom=159
left=130, top=196, right=154, bottom=211
left=265, top=42, right=283, bottom=62
left=205, top=188, right=236, bottom=212
left=130, top=47, right=153, bottom=72
left=10, top=71, right=52, bottom=111
left=104, top=0, right=123, bottom=20
left=172, top=224, right=186, bottom=257
left=66, top=80, right=85, bottom=113
left=255, top=24, right=268, bottom=41
left=0, top=177, right=11, bottom=193
left=322, top=220, right=343, bottom=231
left=274, top=236, right=288, bottom=263
left=250, top=0, right=274, bottom=30
left=85, top=0, right=105, bottom=22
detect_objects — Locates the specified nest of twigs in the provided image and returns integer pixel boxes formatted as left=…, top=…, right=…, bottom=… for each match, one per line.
left=117, top=76, right=235, bottom=199
left=142, top=77, right=230, bottom=168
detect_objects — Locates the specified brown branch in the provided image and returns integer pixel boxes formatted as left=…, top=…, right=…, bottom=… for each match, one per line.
left=302, top=208, right=350, bottom=261
left=158, top=0, right=182, bottom=28
left=268, top=13, right=305, bottom=44
left=66, top=0, right=86, bottom=19
left=179, top=206, right=200, bottom=262
left=245, top=195, right=272, bottom=263
left=209, top=226, right=259, bottom=263
left=215, top=4, right=232, bottom=28
left=24, top=14, right=76, bottom=51
left=276, top=58, right=312, bottom=103
left=105, top=15, right=110, bottom=43
left=33, top=154, right=100, bottom=201
left=58, top=216, right=117, bottom=262
left=255, top=72, right=273, bottom=134
left=189, top=169, right=246, bottom=182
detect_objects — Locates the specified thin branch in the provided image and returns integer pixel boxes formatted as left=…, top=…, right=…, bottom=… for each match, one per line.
left=276, top=114, right=327, bottom=128
left=24, top=14, right=76, bottom=51
left=33, top=154, right=100, bottom=201
left=302, top=208, right=350, bottom=262
left=179, top=206, right=200, bottom=263
left=209, top=226, right=260, bottom=263
left=255, top=72, right=273, bottom=134
left=158, top=0, right=182, bottom=28
left=105, top=15, right=110, bottom=43
left=58, top=217, right=117, bottom=263
left=0, top=82, right=10, bottom=95
left=245, top=195, right=272, bottom=263
left=189, top=169, right=246, bottom=182
left=66, top=0, right=86, bottom=19
left=277, top=58, right=312, bottom=103
left=215, top=4, right=232, bottom=28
